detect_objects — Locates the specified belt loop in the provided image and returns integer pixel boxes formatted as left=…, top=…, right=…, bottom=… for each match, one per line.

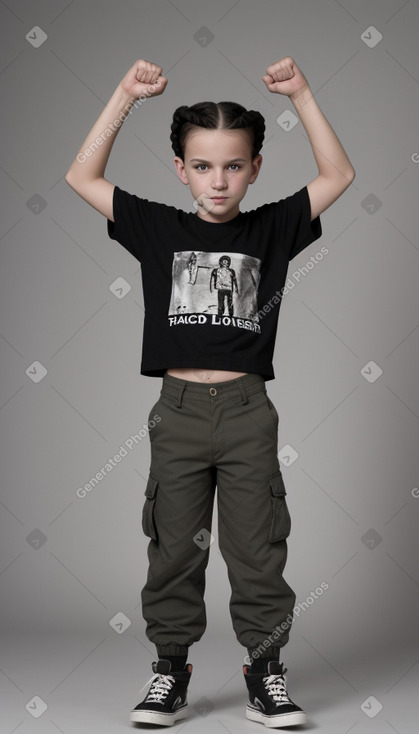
left=175, top=381, right=186, bottom=408
left=236, top=378, right=249, bottom=405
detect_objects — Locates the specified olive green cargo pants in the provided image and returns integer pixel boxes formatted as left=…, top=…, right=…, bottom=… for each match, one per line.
left=140, top=372, right=296, bottom=660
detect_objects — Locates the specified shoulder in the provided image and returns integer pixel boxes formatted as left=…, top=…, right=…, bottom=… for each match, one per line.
left=113, top=184, right=187, bottom=218
left=244, top=186, right=309, bottom=217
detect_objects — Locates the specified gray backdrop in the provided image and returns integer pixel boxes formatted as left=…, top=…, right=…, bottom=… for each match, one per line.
left=1, top=1, right=418, bottom=732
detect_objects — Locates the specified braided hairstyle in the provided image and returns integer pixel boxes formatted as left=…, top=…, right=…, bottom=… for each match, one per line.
left=170, top=101, right=265, bottom=161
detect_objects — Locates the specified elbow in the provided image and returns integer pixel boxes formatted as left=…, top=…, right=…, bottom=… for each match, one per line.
left=346, top=167, right=356, bottom=184
left=65, top=169, right=85, bottom=192
left=339, top=167, right=355, bottom=192
left=65, top=173, right=86, bottom=197
left=65, top=160, right=84, bottom=188
left=65, top=169, right=76, bottom=186
left=65, top=173, right=77, bottom=192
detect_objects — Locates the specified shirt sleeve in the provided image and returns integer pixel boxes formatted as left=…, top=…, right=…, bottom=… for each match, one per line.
left=279, top=185, right=322, bottom=261
left=107, top=184, right=153, bottom=262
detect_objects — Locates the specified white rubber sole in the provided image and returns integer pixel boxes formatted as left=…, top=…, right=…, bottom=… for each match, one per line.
left=246, top=705, right=308, bottom=728
left=130, top=705, right=188, bottom=726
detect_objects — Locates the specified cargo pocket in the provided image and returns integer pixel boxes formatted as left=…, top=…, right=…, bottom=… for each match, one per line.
left=268, top=470, right=291, bottom=542
left=141, top=474, right=159, bottom=541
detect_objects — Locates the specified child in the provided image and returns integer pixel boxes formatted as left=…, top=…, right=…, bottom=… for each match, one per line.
left=65, top=57, right=355, bottom=729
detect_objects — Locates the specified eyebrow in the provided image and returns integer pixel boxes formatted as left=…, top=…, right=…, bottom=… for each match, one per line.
left=189, top=158, right=247, bottom=163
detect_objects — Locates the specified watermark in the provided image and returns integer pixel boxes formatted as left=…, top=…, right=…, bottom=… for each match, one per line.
left=244, top=581, right=329, bottom=665
left=193, top=192, right=216, bottom=214
left=361, top=695, right=383, bottom=718
left=411, top=487, right=419, bottom=498
left=256, top=246, right=329, bottom=324
left=76, top=80, right=161, bottom=163
left=76, top=414, right=161, bottom=498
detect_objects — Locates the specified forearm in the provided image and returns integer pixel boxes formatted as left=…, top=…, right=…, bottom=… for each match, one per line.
left=65, top=84, right=137, bottom=184
left=290, top=86, right=355, bottom=184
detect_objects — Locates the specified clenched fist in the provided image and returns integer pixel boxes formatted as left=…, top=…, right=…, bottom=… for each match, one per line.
left=262, top=57, right=309, bottom=99
left=120, top=59, right=168, bottom=101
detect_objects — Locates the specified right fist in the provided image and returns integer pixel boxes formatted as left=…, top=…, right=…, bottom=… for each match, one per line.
left=120, top=59, right=168, bottom=100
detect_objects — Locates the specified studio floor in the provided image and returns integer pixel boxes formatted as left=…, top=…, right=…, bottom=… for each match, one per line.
left=1, top=630, right=417, bottom=733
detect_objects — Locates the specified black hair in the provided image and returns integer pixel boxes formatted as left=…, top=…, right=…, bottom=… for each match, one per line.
left=170, top=101, right=265, bottom=161
left=219, top=255, right=231, bottom=266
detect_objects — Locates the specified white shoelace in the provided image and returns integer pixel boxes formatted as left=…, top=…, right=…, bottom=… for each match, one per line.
left=263, top=672, right=290, bottom=703
left=139, top=673, right=175, bottom=703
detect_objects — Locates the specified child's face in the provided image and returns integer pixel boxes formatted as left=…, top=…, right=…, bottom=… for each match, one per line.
left=173, top=127, right=262, bottom=223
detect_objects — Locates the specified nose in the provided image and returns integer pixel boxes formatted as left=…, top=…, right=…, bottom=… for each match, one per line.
left=211, top=168, right=227, bottom=190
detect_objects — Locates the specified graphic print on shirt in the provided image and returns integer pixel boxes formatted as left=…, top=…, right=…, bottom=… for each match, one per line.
left=168, top=251, right=262, bottom=333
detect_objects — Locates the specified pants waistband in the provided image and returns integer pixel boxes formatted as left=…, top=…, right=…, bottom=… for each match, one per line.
left=160, top=372, right=266, bottom=408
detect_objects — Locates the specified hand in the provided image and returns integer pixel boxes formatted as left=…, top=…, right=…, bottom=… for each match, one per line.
left=120, top=59, right=168, bottom=100
left=262, top=57, right=309, bottom=99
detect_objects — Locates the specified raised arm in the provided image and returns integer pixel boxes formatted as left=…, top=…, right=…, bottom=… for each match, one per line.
left=262, top=57, right=355, bottom=221
left=65, top=60, right=167, bottom=221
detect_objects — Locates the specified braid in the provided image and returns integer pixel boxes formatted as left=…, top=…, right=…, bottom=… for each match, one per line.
left=170, top=105, right=189, bottom=159
left=170, top=103, right=219, bottom=159
left=170, top=101, right=265, bottom=160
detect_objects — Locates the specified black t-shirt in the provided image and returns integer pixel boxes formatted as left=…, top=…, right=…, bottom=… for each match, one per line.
left=107, top=185, right=322, bottom=381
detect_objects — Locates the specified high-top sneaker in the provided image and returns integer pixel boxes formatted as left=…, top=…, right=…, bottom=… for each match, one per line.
left=243, top=660, right=307, bottom=728
left=130, top=659, right=192, bottom=726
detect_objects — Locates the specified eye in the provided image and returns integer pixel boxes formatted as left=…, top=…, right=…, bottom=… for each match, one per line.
left=193, top=164, right=208, bottom=171
left=229, top=164, right=242, bottom=171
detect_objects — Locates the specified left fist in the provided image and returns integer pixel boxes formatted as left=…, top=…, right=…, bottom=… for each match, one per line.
left=262, top=57, right=309, bottom=98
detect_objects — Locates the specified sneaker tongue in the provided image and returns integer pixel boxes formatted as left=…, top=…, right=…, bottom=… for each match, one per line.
left=267, top=661, right=283, bottom=675
left=154, top=659, right=172, bottom=674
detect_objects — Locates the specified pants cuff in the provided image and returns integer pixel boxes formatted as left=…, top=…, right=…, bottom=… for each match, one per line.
left=156, top=644, right=190, bottom=656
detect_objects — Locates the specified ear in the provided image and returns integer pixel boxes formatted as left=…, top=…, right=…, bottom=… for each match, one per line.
left=249, top=154, right=263, bottom=184
left=173, top=156, right=189, bottom=185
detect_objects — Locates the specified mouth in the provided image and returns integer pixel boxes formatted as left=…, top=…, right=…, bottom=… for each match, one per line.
left=210, top=197, right=228, bottom=202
